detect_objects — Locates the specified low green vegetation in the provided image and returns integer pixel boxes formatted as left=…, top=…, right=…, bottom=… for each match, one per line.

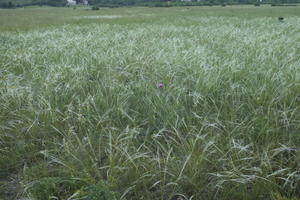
left=1, top=6, right=300, bottom=200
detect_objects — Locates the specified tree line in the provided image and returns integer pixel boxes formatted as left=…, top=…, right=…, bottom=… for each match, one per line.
left=0, top=0, right=298, bottom=8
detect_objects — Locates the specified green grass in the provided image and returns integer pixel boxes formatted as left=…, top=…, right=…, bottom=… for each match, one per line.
left=1, top=5, right=300, bottom=31
left=1, top=5, right=300, bottom=200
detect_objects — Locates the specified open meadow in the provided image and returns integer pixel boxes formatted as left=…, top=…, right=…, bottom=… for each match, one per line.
left=1, top=5, right=300, bottom=200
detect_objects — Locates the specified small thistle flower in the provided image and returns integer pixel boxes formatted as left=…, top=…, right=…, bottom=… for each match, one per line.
left=158, top=83, right=164, bottom=88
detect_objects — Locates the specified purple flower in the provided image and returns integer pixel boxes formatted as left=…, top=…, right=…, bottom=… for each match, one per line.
left=158, top=83, right=164, bottom=88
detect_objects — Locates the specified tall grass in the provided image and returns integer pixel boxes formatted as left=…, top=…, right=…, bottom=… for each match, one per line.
left=0, top=8, right=300, bottom=199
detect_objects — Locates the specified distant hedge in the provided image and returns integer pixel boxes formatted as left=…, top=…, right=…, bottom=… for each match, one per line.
left=0, top=0, right=66, bottom=8
left=0, top=0, right=298, bottom=8
left=91, top=0, right=298, bottom=8
left=0, top=1, right=16, bottom=8
left=271, top=3, right=298, bottom=6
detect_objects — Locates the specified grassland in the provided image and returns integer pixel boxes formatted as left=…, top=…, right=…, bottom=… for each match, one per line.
left=1, top=5, right=300, bottom=200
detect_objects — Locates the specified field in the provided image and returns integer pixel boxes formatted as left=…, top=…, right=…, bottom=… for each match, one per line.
left=1, top=5, right=300, bottom=200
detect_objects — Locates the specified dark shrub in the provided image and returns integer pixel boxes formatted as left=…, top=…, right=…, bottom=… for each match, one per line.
left=0, top=1, right=15, bottom=9
left=1, top=2, right=8, bottom=8
left=91, top=6, right=99, bottom=10
left=8, top=1, right=13, bottom=8
left=278, top=17, right=284, bottom=22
